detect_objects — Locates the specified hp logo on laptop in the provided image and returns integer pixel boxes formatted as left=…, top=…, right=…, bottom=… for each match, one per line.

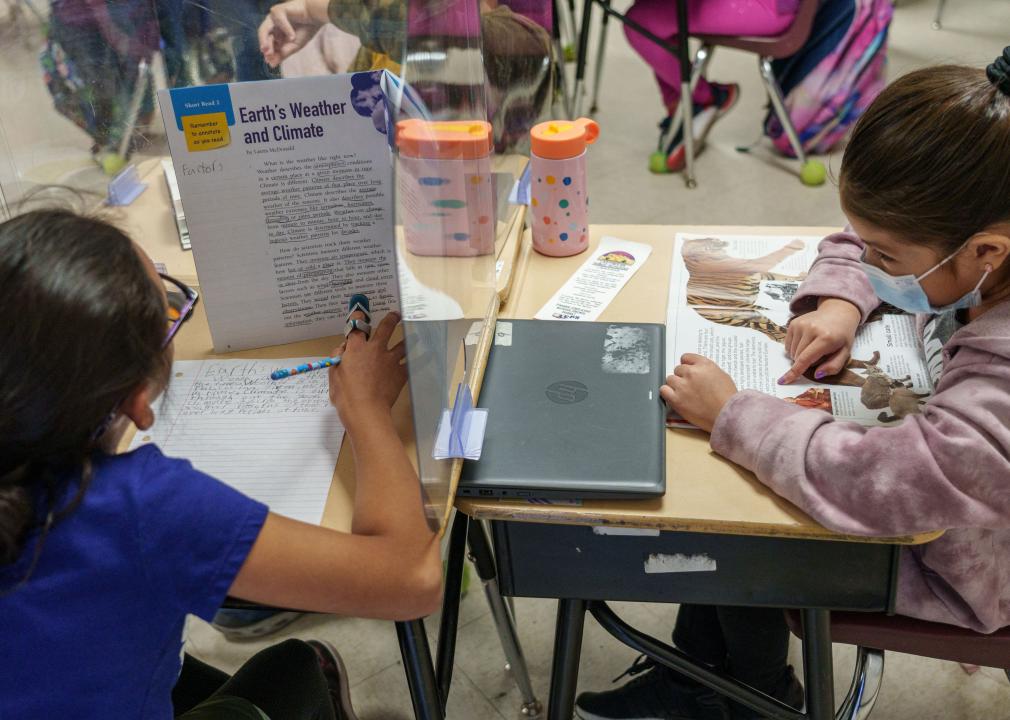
left=545, top=380, right=589, bottom=404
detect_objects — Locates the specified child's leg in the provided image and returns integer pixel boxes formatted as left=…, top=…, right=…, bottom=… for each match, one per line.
left=672, top=603, right=730, bottom=667
left=624, top=0, right=798, bottom=109
left=172, top=654, right=230, bottom=715
left=713, top=606, right=792, bottom=694
left=209, top=639, right=336, bottom=720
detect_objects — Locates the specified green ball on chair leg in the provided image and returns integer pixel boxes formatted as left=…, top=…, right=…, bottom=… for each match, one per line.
left=800, top=159, right=827, bottom=186
left=100, top=153, right=128, bottom=176
left=648, top=151, right=668, bottom=174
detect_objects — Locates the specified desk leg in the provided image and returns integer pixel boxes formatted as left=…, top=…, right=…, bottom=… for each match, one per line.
left=435, top=511, right=469, bottom=708
left=800, top=609, right=835, bottom=720
left=397, top=619, right=444, bottom=720
left=548, top=598, right=587, bottom=720
left=469, top=520, right=543, bottom=717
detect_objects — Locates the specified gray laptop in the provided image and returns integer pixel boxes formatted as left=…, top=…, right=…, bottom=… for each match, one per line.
left=459, top=320, right=666, bottom=500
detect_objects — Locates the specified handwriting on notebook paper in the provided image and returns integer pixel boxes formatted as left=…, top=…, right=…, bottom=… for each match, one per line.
left=131, top=358, right=343, bottom=525
left=182, top=361, right=331, bottom=416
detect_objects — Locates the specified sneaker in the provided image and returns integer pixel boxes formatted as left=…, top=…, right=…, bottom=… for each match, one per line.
left=575, top=656, right=732, bottom=720
left=730, top=665, right=804, bottom=719
left=307, top=640, right=359, bottom=720
left=660, top=82, right=740, bottom=173
left=210, top=608, right=304, bottom=640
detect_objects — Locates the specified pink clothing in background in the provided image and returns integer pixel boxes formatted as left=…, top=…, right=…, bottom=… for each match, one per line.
left=281, top=25, right=362, bottom=77
left=711, top=230, right=1010, bottom=634
left=625, top=0, right=798, bottom=108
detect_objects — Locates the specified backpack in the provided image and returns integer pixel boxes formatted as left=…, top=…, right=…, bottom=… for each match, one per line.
left=764, top=0, right=894, bottom=157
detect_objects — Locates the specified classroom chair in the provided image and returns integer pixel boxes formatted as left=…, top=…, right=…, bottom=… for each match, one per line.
left=575, top=0, right=824, bottom=185
left=785, top=610, right=1010, bottom=718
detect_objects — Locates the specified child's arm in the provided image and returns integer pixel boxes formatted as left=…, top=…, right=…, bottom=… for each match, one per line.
left=228, top=313, right=442, bottom=621
left=790, top=229, right=880, bottom=321
left=709, top=367, right=1010, bottom=537
left=780, top=230, right=882, bottom=383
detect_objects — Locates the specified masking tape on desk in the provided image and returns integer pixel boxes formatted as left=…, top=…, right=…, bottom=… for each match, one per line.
left=644, top=553, right=717, bottom=574
left=464, top=320, right=512, bottom=346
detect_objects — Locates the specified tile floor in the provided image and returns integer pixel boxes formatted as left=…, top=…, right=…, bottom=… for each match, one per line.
left=4, top=0, right=1010, bottom=716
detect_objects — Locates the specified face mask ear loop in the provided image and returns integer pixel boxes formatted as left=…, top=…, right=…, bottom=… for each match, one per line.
left=973, top=264, right=994, bottom=294
left=916, top=239, right=975, bottom=282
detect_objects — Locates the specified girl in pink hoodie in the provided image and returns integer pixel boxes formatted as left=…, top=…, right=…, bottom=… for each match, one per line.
left=576, top=50, right=1010, bottom=720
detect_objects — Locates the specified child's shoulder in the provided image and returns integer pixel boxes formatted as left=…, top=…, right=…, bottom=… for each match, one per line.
left=93, top=444, right=263, bottom=519
left=98, top=443, right=197, bottom=479
left=92, top=444, right=214, bottom=506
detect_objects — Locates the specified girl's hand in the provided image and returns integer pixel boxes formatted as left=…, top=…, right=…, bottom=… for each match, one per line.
left=780, top=298, right=861, bottom=384
left=660, top=354, right=738, bottom=433
left=258, top=0, right=329, bottom=68
left=328, top=312, right=407, bottom=430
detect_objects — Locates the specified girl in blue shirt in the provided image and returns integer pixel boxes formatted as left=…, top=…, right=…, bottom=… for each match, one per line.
left=0, top=209, right=442, bottom=719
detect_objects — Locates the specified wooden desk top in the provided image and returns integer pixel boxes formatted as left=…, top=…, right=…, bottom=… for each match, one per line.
left=112, top=155, right=524, bottom=534
left=455, top=225, right=943, bottom=546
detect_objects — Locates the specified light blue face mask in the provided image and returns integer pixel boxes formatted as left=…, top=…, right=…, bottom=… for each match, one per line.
left=860, top=240, right=992, bottom=315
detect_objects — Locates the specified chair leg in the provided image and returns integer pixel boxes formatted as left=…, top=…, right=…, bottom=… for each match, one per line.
left=572, top=0, right=594, bottom=118
left=552, top=0, right=575, bottom=118
left=758, top=56, right=807, bottom=166
left=836, top=647, right=885, bottom=720
left=588, top=0, right=611, bottom=114
left=659, top=44, right=715, bottom=157
left=932, top=0, right=947, bottom=29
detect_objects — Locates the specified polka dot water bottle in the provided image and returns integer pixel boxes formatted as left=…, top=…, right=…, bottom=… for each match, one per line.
left=529, top=118, right=600, bottom=257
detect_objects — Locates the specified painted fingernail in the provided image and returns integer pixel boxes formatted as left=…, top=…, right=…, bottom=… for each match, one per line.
left=814, top=370, right=826, bottom=379
left=777, top=375, right=788, bottom=385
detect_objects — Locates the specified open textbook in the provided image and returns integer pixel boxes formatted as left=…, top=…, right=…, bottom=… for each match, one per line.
left=666, top=233, right=933, bottom=428
left=158, top=73, right=399, bottom=352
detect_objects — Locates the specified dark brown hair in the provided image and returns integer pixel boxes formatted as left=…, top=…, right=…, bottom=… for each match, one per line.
left=0, top=210, right=167, bottom=575
left=840, top=63, right=1010, bottom=254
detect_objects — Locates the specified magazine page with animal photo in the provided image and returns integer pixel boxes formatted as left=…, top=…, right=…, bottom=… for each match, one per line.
left=666, top=233, right=933, bottom=429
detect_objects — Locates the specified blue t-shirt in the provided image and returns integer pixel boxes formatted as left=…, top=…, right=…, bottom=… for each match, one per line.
left=0, top=445, right=269, bottom=719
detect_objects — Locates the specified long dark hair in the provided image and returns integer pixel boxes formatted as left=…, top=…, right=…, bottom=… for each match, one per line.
left=840, top=55, right=1010, bottom=254
left=0, top=209, right=167, bottom=573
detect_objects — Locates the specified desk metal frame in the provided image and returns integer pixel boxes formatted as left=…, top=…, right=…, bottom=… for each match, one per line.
left=398, top=511, right=543, bottom=719
left=433, top=514, right=900, bottom=720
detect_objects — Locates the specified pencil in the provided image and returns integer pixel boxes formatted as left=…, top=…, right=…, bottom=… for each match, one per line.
left=270, top=356, right=341, bottom=381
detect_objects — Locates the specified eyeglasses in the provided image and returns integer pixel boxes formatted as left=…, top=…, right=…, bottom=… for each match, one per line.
left=161, top=273, right=199, bottom=348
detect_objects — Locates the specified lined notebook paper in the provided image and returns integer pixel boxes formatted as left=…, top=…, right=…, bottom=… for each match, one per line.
left=129, top=359, right=343, bottom=524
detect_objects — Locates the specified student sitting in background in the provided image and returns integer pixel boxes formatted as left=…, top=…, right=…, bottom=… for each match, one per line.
left=0, top=209, right=441, bottom=718
left=623, top=0, right=798, bottom=173
left=257, top=0, right=554, bottom=151
left=577, top=49, right=1010, bottom=720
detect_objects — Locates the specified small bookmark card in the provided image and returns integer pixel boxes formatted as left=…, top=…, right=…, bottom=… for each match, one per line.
left=535, top=236, right=652, bottom=321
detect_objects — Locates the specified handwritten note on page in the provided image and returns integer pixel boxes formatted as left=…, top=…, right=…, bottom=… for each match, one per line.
left=129, top=359, right=343, bottom=525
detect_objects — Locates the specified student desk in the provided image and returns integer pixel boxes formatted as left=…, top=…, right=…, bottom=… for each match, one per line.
left=113, top=154, right=530, bottom=720
left=452, top=225, right=944, bottom=720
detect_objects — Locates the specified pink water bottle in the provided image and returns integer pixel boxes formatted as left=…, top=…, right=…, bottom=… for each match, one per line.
left=396, top=119, right=496, bottom=257
left=529, top=118, right=600, bottom=257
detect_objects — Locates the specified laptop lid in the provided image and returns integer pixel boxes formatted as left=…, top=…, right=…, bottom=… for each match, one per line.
left=459, top=320, right=666, bottom=500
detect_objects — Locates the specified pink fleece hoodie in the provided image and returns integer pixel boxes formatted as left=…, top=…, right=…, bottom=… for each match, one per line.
left=710, top=229, right=1010, bottom=633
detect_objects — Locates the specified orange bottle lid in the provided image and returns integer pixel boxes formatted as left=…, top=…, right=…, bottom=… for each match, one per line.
left=530, top=118, right=600, bottom=160
left=396, top=119, right=494, bottom=160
